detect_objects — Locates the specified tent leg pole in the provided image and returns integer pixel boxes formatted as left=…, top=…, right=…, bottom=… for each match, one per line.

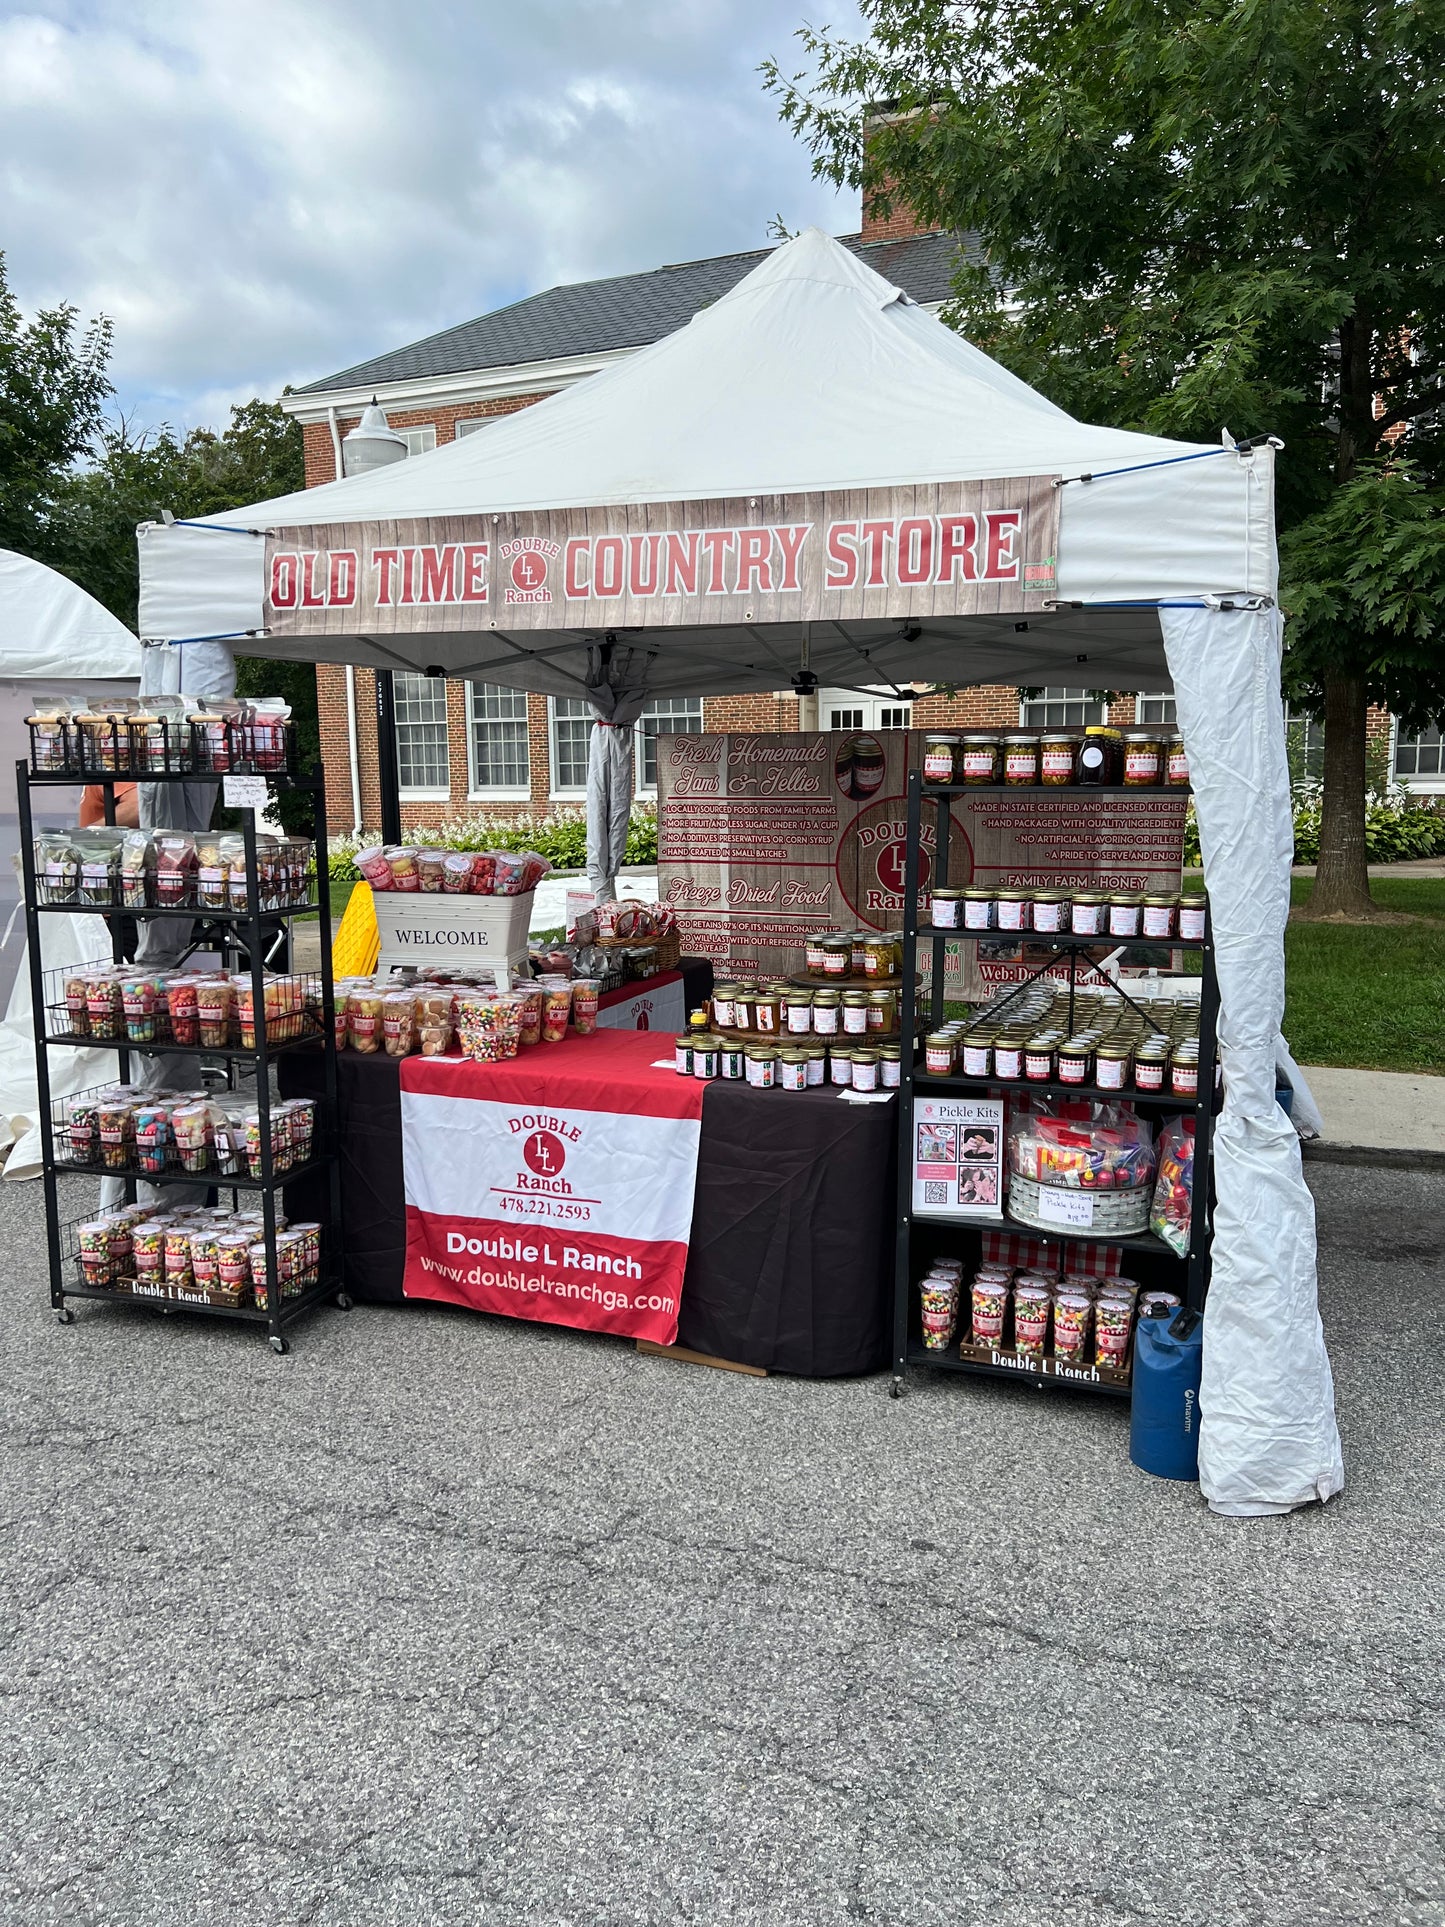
left=375, top=669, right=403, bottom=846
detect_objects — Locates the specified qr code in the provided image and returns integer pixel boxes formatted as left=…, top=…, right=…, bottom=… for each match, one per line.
left=922, top=1181, right=949, bottom=1205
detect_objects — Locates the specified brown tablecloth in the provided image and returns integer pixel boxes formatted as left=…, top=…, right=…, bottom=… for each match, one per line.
left=279, top=1048, right=896, bottom=1377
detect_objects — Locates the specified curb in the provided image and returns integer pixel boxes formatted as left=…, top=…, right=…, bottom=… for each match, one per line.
left=1302, top=1141, right=1445, bottom=1175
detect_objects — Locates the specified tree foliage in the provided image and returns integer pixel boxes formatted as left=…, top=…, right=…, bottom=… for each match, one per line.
left=764, top=0, right=1445, bottom=911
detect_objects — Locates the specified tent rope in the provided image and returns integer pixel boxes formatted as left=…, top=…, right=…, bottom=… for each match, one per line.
left=1053, top=447, right=1235, bottom=488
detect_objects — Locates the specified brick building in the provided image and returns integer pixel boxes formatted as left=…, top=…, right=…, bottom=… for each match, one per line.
left=283, top=209, right=1440, bottom=835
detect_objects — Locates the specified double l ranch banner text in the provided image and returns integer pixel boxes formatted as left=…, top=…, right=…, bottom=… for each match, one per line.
left=263, top=479, right=1060, bottom=634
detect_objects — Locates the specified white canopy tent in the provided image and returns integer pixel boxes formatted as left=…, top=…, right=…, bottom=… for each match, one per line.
left=0, top=551, right=143, bottom=1172
left=135, top=228, right=1342, bottom=1516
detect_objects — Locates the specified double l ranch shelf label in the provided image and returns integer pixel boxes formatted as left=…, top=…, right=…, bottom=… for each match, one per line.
left=657, top=731, right=1188, bottom=996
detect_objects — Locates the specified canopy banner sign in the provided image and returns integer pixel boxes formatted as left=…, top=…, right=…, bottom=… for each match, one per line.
left=656, top=731, right=1186, bottom=994
left=400, top=1035, right=704, bottom=1346
left=263, top=477, right=1060, bottom=636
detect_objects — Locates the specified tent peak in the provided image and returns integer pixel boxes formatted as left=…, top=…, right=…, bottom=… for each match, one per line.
left=709, top=226, right=912, bottom=314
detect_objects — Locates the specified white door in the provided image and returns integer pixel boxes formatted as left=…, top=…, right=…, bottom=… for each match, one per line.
left=818, top=687, right=913, bottom=732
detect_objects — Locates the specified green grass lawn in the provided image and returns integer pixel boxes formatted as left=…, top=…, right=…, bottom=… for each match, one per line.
left=1282, top=876, right=1445, bottom=1074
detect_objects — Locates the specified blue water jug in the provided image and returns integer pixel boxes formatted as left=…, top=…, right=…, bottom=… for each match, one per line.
left=1130, top=1308, right=1204, bottom=1482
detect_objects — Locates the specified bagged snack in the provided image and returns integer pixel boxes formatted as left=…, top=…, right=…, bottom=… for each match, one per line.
left=518, top=851, right=551, bottom=894
left=36, top=831, right=78, bottom=904
left=196, top=839, right=229, bottom=911
left=75, top=829, right=123, bottom=907
left=220, top=833, right=250, bottom=910
left=245, top=697, right=291, bottom=771
left=27, top=707, right=70, bottom=773
left=153, top=833, right=197, bottom=908
left=1149, top=1117, right=1196, bottom=1258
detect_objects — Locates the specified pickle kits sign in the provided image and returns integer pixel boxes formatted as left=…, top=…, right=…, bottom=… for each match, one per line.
left=398, top=1049, right=704, bottom=1345
left=913, top=1095, right=1005, bottom=1220
left=262, top=477, right=1060, bottom=636
left=657, top=732, right=1187, bottom=992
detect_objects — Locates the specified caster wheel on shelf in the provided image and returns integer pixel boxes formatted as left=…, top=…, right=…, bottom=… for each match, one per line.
left=889, top=1376, right=905, bottom=1400
left=55, top=1306, right=76, bottom=1326
left=335, top=1291, right=353, bottom=1311
left=269, top=1335, right=289, bottom=1356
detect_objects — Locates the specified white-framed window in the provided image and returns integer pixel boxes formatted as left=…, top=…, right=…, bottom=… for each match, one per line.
left=1020, top=686, right=1106, bottom=727
left=636, top=696, right=704, bottom=790
left=400, top=425, right=437, bottom=457
left=393, top=672, right=450, bottom=794
left=819, top=688, right=912, bottom=733
left=468, top=682, right=530, bottom=793
left=1283, top=705, right=1326, bottom=785
left=549, top=697, right=593, bottom=794
left=1134, top=690, right=1177, bottom=726
left=1394, top=724, right=1444, bottom=782
left=454, top=416, right=491, bottom=438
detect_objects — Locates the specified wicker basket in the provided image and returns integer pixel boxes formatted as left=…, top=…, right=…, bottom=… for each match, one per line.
left=1007, top=1173, right=1152, bottom=1237
left=597, top=930, right=682, bottom=978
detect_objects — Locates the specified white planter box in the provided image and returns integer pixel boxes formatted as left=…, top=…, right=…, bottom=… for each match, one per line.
left=373, top=890, right=534, bottom=986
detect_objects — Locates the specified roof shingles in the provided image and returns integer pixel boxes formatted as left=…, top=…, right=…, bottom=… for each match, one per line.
left=294, top=229, right=978, bottom=396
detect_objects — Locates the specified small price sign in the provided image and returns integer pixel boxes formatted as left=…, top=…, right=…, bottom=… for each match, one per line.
left=223, top=775, right=268, bottom=811
left=1037, top=1187, right=1096, bottom=1229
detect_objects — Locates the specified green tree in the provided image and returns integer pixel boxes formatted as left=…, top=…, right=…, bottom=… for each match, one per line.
left=0, top=250, right=112, bottom=558
left=764, top=0, right=1445, bottom=916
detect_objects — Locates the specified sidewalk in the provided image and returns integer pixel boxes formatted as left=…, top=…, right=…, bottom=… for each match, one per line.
left=1300, top=1064, right=1445, bottom=1170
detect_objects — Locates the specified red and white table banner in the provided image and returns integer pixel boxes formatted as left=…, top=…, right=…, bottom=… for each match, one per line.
left=399, top=1033, right=705, bottom=1344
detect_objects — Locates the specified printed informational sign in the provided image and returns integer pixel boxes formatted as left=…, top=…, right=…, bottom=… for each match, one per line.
left=263, top=477, right=1060, bottom=636
left=912, top=1095, right=1005, bottom=1219
left=596, top=973, right=686, bottom=1036
left=400, top=1037, right=704, bottom=1345
left=656, top=731, right=1186, bottom=994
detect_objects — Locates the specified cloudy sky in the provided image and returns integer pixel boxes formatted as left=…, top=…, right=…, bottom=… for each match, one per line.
left=0, top=0, right=864, bottom=436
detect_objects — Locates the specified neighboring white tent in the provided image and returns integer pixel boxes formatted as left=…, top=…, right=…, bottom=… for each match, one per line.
left=133, top=228, right=1343, bottom=1518
left=0, top=552, right=143, bottom=1173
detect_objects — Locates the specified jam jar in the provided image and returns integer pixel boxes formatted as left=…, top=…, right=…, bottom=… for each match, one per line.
left=960, top=733, right=1001, bottom=785
left=1122, top=730, right=1163, bottom=787
left=1039, top=732, right=1077, bottom=785
left=1002, top=732, right=1040, bottom=786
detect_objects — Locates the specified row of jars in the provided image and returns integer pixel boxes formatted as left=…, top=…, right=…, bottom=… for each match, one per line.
left=923, top=1022, right=1202, bottom=1097
left=923, top=727, right=1189, bottom=789
left=676, top=1034, right=903, bottom=1093
left=709, top=983, right=898, bottom=1038
left=931, top=887, right=1206, bottom=942
left=797, top=931, right=902, bottom=978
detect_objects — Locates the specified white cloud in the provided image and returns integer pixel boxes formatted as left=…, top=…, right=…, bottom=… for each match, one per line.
left=0, top=0, right=864, bottom=431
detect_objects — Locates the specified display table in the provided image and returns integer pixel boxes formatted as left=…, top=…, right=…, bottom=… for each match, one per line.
left=279, top=1039, right=895, bottom=1377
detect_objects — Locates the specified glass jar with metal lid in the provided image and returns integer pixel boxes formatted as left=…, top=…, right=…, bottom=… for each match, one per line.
left=1122, top=730, right=1163, bottom=787
left=850, top=1047, right=880, bottom=1093
left=862, top=935, right=896, bottom=978
left=841, top=990, right=871, bottom=1036
left=992, top=1035, right=1025, bottom=1080
left=691, top=1034, right=720, bottom=1079
left=1170, top=1044, right=1200, bottom=1097
left=996, top=888, right=1032, bottom=933
left=811, top=989, right=841, bottom=1036
left=1032, top=890, right=1069, bottom=935
left=674, top=1034, right=694, bottom=1076
left=1024, top=1035, right=1056, bottom=1081
left=1077, top=725, right=1122, bottom=786
left=1057, top=1040, right=1093, bottom=1085
left=829, top=1046, right=855, bottom=1086
left=744, top=1045, right=777, bottom=1089
left=923, top=1032, right=954, bottom=1075
left=783, top=990, right=814, bottom=1035
left=960, top=733, right=1001, bottom=784
left=1178, top=897, right=1207, bottom=941
left=962, top=887, right=995, bottom=931
left=1166, top=735, right=1190, bottom=786
left=1070, top=891, right=1108, bottom=937
left=866, top=988, right=896, bottom=1033
left=1002, top=732, right=1040, bottom=786
left=923, top=732, right=960, bottom=785
left=800, top=1042, right=828, bottom=1087
left=751, top=989, right=783, bottom=1034
left=720, top=1037, right=746, bottom=1079
left=931, top=887, right=963, bottom=930
left=711, top=982, right=739, bottom=1029
left=803, top=934, right=829, bottom=973
left=1039, top=732, right=1077, bottom=786
left=819, top=936, right=852, bottom=977
left=877, top=1042, right=901, bottom=1088
left=1134, top=1043, right=1168, bottom=1091
left=1107, top=892, right=1143, bottom=939
left=1142, top=893, right=1178, bottom=939
left=1095, top=1041, right=1132, bottom=1091
left=778, top=1048, right=808, bottom=1091
left=961, top=1032, right=993, bottom=1077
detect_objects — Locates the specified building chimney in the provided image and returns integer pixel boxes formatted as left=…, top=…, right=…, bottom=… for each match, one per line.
left=859, top=104, right=934, bottom=244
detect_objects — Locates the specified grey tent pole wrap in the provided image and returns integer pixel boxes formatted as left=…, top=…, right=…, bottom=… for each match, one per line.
left=584, top=644, right=650, bottom=903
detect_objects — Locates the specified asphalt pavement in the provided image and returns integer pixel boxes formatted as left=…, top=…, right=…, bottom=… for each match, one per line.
left=1, top=1165, right=1441, bottom=1927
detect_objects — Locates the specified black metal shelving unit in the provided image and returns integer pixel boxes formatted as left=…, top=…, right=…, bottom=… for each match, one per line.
left=18, top=755, right=343, bottom=1354
left=891, top=772, right=1219, bottom=1400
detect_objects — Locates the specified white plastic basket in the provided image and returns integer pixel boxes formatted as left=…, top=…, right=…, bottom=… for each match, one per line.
left=373, top=890, right=534, bottom=987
